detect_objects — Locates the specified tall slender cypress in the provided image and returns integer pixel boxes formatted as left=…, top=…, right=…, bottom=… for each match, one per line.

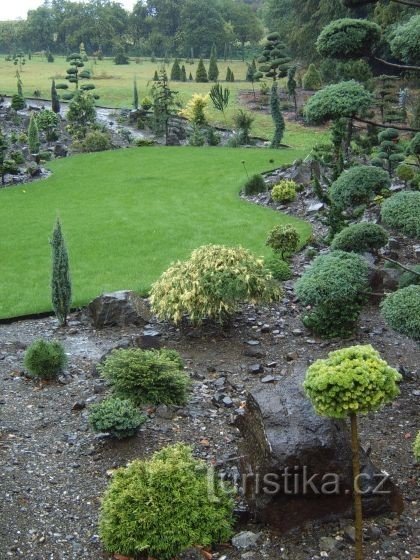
left=133, top=78, right=139, bottom=110
left=51, top=218, right=72, bottom=327
left=270, top=82, right=285, bottom=148
left=51, top=79, right=60, bottom=114
left=28, top=113, right=40, bottom=154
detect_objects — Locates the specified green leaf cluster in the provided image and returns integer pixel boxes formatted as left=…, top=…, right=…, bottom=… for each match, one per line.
left=381, top=286, right=420, bottom=340
left=331, top=223, right=389, bottom=253
left=380, top=191, right=420, bottom=238
left=88, top=396, right=146, bottom=438
left=24, top=339, right=67, bottom=380
left=303, top=345, right=401, bottom=418
left=150, top=244, right=281, bottom=325
left=99, top=443, right=234, bottom=559
left=99, top=348, right=190, bottom=406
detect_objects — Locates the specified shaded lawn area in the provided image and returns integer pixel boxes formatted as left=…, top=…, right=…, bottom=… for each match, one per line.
left=0, top=146, right=312, bottom=319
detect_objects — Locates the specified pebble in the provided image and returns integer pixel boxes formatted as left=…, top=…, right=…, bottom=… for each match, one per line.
left=232, top=531, right=261, bottom=549
left=248, top=364, right=264, bottom=374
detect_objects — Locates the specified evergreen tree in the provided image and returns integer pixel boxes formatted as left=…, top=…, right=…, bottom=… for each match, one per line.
left=170, top=59, right=182, bottom=80
left=51, top=79, right=60, bottom=114
left=208, top=51, right=219, bottom=82
left=133, top=78, right=139, bottom=110
left=51, top=218, right=72, bottom=327
left=16, top=71, right=23, bottom=97
left=189, top=72, right=193, bottom=81
left=246, top=59, right=257, bottom=82
left=151, top=68, right=178, bottom=145
left=196, top=59, right=208, bottom=82
left=181, top=65, right=187, bottom=82
left=28, top=113, right=40, bottom=154
left=0, top=128, right=8, bottom=184
left=303, top=63, right=322, bottom=90
left=226, top=67, right=232, bottom=81
left=153, top=70, right=159, bottom=81
left=270, top=82, right=285, bottom=148
left=287, top=66, right=298, bottom=114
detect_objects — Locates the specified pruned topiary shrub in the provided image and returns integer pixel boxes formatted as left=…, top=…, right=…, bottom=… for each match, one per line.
left=24, top=339, right=67, bottom=380
left=295, top=250, right=370, bottom=337
left=380, top=191, right=420, bottom=238
left=99, top=443, right=234, bottom=559
left=243, top=173, right=266, bottom=195
left=330, top=165, right=390, bottom=210
left=399, top=265, right=420, bottom=288
left=304, top=344, right=401, bottom=560
left=331, top=222, right=389, bottom=253
left=78, top=130, right=111, bottom=152
left=380, top=286, right=420, bottom=340
left=88, top=396, right=146, bottom=438
left=99, top=348, right=190, bottom=406
left=264, top=255, right=292, bottom=281
left=271, top=179, right=297, bottom=203
left=150, top=244, right=281, bottom=325
left=266, top=224, right=300, bottom=260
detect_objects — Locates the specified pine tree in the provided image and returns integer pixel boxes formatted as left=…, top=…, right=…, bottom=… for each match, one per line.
left=181, top=65, right=187, bottom=82
left=270, top=82, right=285, bottom=148
left=246, top=59, right=257, bottom=82
left=226, top=67, right=232, bottom=81
left=133, top=78, right=139, bottom=110
left=208, top=48, right=219, bottom=82
left=153, top=70, right=159, bottom=81
left=28, top=113, right=40, bottom=154
left=170, top=59, right=182, bottom=81
left=51, top=218, right=72, bottom=327
left=195, top=59, right=208, bottom=83
left=0, top=128, right=8, bottom=184
left=189, top=72, right=193, bottom=81
left=51, top=79, right=60, bottom=114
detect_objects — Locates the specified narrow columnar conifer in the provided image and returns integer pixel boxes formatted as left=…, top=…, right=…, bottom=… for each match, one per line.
left=133, top=78, right=139, bottom=110
left=51, top=79, right=60, bottom=114
left=28, top=113, right=40, bottom=154
left=51, top=218, right=72, bottom=327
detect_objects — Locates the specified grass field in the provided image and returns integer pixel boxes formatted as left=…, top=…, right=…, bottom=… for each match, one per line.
left=0, top=146, right=312, bottom=319
left=0, top=55, right=328, bottom=147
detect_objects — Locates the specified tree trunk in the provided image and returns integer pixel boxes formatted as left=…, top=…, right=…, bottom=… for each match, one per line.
left=350, top=413, right=363, bottom=560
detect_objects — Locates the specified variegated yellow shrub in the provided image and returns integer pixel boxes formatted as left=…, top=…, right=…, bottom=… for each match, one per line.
left=150, top=244, right=281, bottom=325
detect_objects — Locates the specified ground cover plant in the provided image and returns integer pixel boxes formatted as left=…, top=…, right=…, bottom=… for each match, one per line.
left=0, top=147, right=311, bottom=319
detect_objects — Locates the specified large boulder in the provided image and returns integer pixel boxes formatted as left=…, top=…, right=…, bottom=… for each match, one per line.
left=234, top=367, right=403, bottom=532
left=87, top=290, right=152, bottom=329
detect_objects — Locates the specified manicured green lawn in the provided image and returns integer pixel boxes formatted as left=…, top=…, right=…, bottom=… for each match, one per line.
left=0, top=146, right=312, bottom=319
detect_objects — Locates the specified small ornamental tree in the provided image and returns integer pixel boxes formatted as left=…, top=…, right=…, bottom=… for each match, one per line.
left=316, top=19, right=381, bottom=60
left=133, top=78, right=139, bottom=110
left=196, top=58, right=208, bottom=82
left=266, top=224, right=299, bottom=259
left=390, top=15, right=420, bottom=67
left=60, top=53, right=95, bottom=99
left=51, top=79, right=60, bottom=114
left=303, top=64, right=322, bottom=90
left=287, top=65, right=298, bottom=114
left=28, top=113, right=40, bottom=154
left=304, top=345, right=401, bottom=560
left=376, top=128, right=404, bottom=175
left=170, top=59, right=182, bottom=81
left=51, top=218, right=72, bottom=327
left=208, top=50, right=219, bottom=81
left=151, top=68, right=178, bottom=144
left=36, top=109, right=60, bottom=142
left=181, top=65, right=187, bottom=82
left=66, top=91, right=97, bottom=139
left=179, top=94, right=209, bottom=126
left=209, top=83, right=230, bottom=123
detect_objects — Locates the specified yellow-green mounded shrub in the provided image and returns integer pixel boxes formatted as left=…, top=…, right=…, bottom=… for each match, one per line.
left=150, top=244, right=281, bottom=325
left=99, top=443, right=235, bottom=559
left=303, top=345, right=401, bottom=418
left=271, top=179, right=297, bottom=203
left=414, top=431, right=420, bottom=462
left=99, top=348, right=190, bottom=406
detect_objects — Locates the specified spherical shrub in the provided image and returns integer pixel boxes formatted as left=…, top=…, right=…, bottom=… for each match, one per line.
left=266, top=224, right=300, bottom=259
left=24, top=339, right=67, bottom=380
left=380, top=191, right=420, bottom=238
left=295, top=250, right=370, bottom=337
left=81, top=131, right=111, bottom=152
left=380, top=285, right=420, bottom=340
left=99, top=348, right=190, bottom=406
left=271, top=179, right=297, bottom=203
left=99, top=443, right=234, bottom=559
left=88, top=396, right=146, bottom=438
left=414, top=431, right=420, bottom=462
left=264, top=255, right=292, bottom=281
left=399, top=265, right=420, bottom=288
left=330, top=165, right=390, bottom=210
left=303, top=345, right=401, bottom=418
left=331, top=222, right=389, bottom=253
left=243, top=173, right=266, bottom=195
left=396, top=164, right=415, bottom=184
left=150, top=244, right=281, bottom=325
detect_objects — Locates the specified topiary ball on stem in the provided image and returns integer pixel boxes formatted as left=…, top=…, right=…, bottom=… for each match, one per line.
left=99, top=443, right=234, bottom=559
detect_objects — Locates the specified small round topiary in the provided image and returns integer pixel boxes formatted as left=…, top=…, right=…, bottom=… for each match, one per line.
left=380, top=285, right=420, bottom=340
left=99, top=348, right=191, bottom=406
left=396, top=164, right=415, bottom=185
left=266, top=224, right=300, bottom=259
left=271, top=179, right=297, bottom=203
left=331, top=222, right=389, bottom=253
left=380, top=191, right=420, bottom=238
left=150, top=244, right=281, bottom=325
left=99, top=443, right=234, bottom=559
left=330, top=165, right=390, bottom=210
left=303, top=344, right=401, bottom=418
left=88, top=396, right=146, bottom=439
left=24, top=339, right=67, bottom=380
left=264, top=255, right=292, bottom=281
left=414, top=431, right=420, bottom=462
left=243, top=173, right=266, bottom=195
left=399, top=265, right=420, bottom=288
